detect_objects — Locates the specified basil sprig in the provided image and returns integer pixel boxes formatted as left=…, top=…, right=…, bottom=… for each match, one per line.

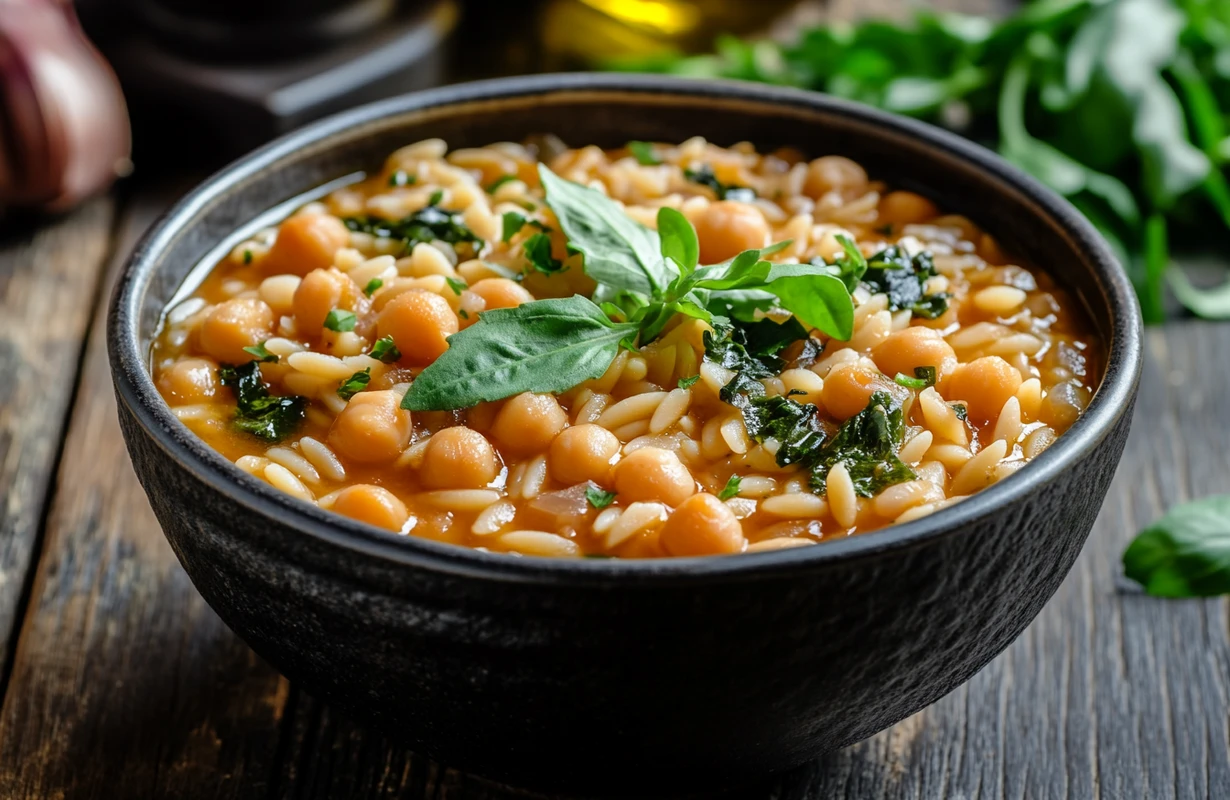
left=403, top=166, right=862, bottom=411
left=1124, top=495, right=1230, bottom=597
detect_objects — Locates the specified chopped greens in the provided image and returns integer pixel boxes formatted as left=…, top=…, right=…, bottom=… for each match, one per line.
left=337, top=368, right=371, bottom=400
left=860, top=247, right=950, bottom=319
left=388, top=170, right=415, bottom=187
left=242, top=249, right=253, bottom=265
left=324, top=309, right=357, bottom=332
left=343, top=200, right=483, bottom=258
left=586, top=486, right=618, bottom=509
left=502, top=211, right=527, bottom=243
left=894, top=366, right=938, bottom=390
left=627, top=140, right=661, bottom=166
left=809, top=393, right=916, bottom=498
left=684, top=163, right=756, bottom=202
left=369, top=336, right=401, bottom=363
left=217, top=361, right=306, bottom=442
left=678, top=375, right=700, bottom=389
left=242, top=342, right=277, bottom=363
left=524, top=232, right=565, bottom=275
left=486, top=174, right=517, bottom=193
left=718, top=475, right=742, bottom=501
left=363, top=278, right=383, bottom=296
left=445, top=277, right=467, bottom=295
left=952, top=403, right=969, bottom=422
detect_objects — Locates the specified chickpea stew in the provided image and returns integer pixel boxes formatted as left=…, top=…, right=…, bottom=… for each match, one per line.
left=152, top=137, right=1102, bottom=559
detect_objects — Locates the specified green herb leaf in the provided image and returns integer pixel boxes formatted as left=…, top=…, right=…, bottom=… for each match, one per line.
left=762, top=266, right=857, bottom=341
left=627, top=141, right=661, bottom=165
left=502, top=211, right=527, bottom=243
left=344, top=202, right=483, bottom=257
left=445, top=277, right=467, bottom=295
left=217, top=361, right=306, bottom=442
left=538, top=164, right=676, bottom=296
left=586, top=486, right=618, bottom=508
left=324, top=309, right=357, bottom=332
left=388, top=170, right=415, bottom=187
left=402, top=296, right=640, bottom=411
left=369, top=336, right=401, bottom=363
left=363, top=278, right=383, bottom=296
left=524, top=232, right=566, bottom=275
left=657, top=207, right=699, bottom=275
left=678, top=374, right=700, bottom=389
left=1124, top=494, right=1230, bottom=597
left=486, top=174, right=517, bottom=193
left=242, top=249, right=253, bottom=265
left=809, top=392, right=916, bottom=498
left=242, top=342, right=278, bottom=363
left=859, top=246, right=949, bottom=320
left=952, top=403, right=968, bottom=422
left=337, top=368, right=372, bottom=400
left=428, top=189, right=444, bottom=207
left=895, top=366, right=938, bottom=389
left=718, top=475, right=742, bottom=501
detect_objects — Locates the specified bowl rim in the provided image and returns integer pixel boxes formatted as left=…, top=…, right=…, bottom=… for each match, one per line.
left=108, top=72, right=1142, bottom=586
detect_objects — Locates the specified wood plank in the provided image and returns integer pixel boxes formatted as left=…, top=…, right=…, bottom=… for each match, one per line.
left=0, top=200, right=116, bottom=680
left=0, top=193, right=290, bottom=800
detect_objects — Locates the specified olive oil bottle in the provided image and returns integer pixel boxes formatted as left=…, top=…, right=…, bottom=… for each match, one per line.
left=538, top=0, right=804, bottom=68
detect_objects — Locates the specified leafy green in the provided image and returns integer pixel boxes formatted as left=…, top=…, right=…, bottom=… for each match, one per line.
left=217, top=361, right=307, bottom=442
left=895, top=366, right=938, bottom=390
left=324, top=309, right=356, bottom=332
left=809, top=392, right=916, bottom=497
left=402, top=296, right=639, bottom=411
left=344, top=201, right=483, bottom=257
left=242, top=342, right=277, bottom=363
left=718, top=475, right=742, bottom=501
left=524, top=232, right=565, bottom=275
left=1124, top=494, right=1230, bottom=596
left=242, top=249, right=253, bottom=265
left=683, top=163, right=757, bottom=202
left=617, top=0, right=1230, bottom=322
left=657, top=207, right=699, bottom=276
left=539, top=164, right=676, bottom=296
left=586, top=486, right=618, bottom=508
left=627, top=141, right=661, bottom=166
left=860, top=247, right=950, bottom=319
left=445, top=277, right=467, bottom=295
left=369, top=336, right=401, bottom=363
left=337, top=368, right=371, bottom=400
left=502, top=211, right=527, bottom=243
left=363, top=278, right=383, bottom=297
left=678, top=374, right=700, bottom=389
left=486, top=174, right=516, bottom=193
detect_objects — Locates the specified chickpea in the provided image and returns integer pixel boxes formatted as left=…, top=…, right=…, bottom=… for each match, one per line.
left=803, top=156, right=868, bottom=199
left=944, top=356, right=1022, bottom=423
left=659, top=493, right=746, bottom=556
left=491, top=393, right=568, bottom=457
left=420, top=427, right=500, bottom=489
left=376, top=290, right=458, bottom=366
left=612, top=447, right=696, bottom=507
left=468, top=278, right=533, bottom=311
left=878, top=191, right=938, bottom=225
left=549, top=424, right=620, bottom=485
left=871, top=327, right=958, bottom=383
left=157, top=357, right=220, bottom=404
left=327, top=390, right=411, bottom=463
left=330, top=485, right=409, bottom=531
left=264, top=212, right=351, bottom=276
left=821, top=363, right=895, bottom=421
left=1039, top=380, right=1090, bottom=431
left=198, top=298, right=275, bottom=363
left=294, top=268, right=358, bottom=335
left=693, top=201, right=769, bottom=265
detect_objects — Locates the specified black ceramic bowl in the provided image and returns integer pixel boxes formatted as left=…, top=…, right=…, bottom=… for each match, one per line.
left=108, top=74, right=1141, bottom=794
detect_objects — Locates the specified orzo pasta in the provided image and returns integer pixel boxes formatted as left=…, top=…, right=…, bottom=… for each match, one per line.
left=152, top=137, right=1101, bottom=558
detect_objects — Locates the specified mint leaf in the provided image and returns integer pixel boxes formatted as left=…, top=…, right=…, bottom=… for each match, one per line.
left=402, top=296, right=639, bottom=411
left=1124, top=495, right=1230, bottom=597
left=538, top=164, right=675, bottom=297
left=657, top=207, right=699, bottom=274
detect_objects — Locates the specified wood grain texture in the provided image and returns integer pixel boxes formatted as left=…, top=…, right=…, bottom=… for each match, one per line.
left=0, top=195, right=289, bottom=800
left=0, top=201, right=116, bottom=680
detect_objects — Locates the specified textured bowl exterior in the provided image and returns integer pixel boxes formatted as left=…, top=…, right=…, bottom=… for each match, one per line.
left=108, top=75, right=1141, bottom=794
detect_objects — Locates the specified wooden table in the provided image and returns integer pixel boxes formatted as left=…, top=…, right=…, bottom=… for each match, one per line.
left=0, top=170, right=1227, bottom=799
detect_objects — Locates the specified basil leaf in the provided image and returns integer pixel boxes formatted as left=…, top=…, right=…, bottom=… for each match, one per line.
left=895, top=366, right=938, bottom=389
left=586, top=486, right=618, bottom=508
left=678, top=375, right=700, bottom=389
left=657, top=207, right=699, bottom=275
left=524, top=232, right=565, bottom=275
left=538, top=164, right=676, bottom=296
left=809, top=392, right=915, bottom=498
left=242, top=342, right=278, bottom=363
left=445, top=277, right=467, bottom=295
left=718, top=475, right=742, bottom=501
left=502, top=211, right=527, bottom=243
left=337, top=368, right=371, bottom=400
left=363, top=278, right=383, bottom=296
left=1124, top=495, right=1230, bottom=597
left=218, top=361, right=306, bottom=442
left=764, top=269, right=856, bottom=341
left=402, top=296, right=639, bottom=411
left=369, top=336, right=401, bottom=363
